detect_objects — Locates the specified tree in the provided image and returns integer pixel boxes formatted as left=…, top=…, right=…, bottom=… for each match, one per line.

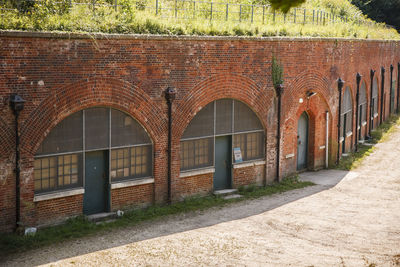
left=351, top=0, right=400, bottom=32
left=269, top=0, right=306, bottom=14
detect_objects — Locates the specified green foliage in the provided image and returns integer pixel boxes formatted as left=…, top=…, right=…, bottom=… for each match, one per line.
left=271, top=55, right=284, bottom=88
left=269, top=0, right=306, bottom=13
left=0, top=0, right=398, bottom=39
left=0, top=176, right=313, bottom=256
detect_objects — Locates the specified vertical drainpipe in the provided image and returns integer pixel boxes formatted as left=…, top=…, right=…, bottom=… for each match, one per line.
left=274, top=84, right=283, bottom=181
left=325, top=111, right=329, bottom=168
left=380, top=67, right=385, bottom=125
left=336, top=78, right=344, bottom=165
left=397, top=62, right=400, bottom=113
left=368, top=70, right=375, bottom=138
left=355, top=73, right=361, bottom=152
left=9, top=94, right=26, bottom=232
left=164, top=87, right=176, bottom=204
left=390, top=64, right=394, bottom=114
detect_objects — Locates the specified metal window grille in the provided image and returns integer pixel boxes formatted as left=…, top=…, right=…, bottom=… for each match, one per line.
left=85, top=107, right=110, bottom=150
left=36, top=111, right=83, bottom=155
left=233, top=132, right=264, bottom=161
left=234, top=100, right=263, bottom=132
left=216, top=99, right=232, bottom=135
left=182, top=102, right=214, bottom=139
left=341, top=87, right=353, bottom=136
left=359, top=82, right=367, bottom=123
left=372, top=77, right=378, bottom=115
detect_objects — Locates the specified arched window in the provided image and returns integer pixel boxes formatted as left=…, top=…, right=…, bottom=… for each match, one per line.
left=358, top=82, right=367, bottom=125
left=341, top=87, right=353, bottom=138
left=34, top=108, right=152, bottom=193
left=180, top=99, right=264, bottom=171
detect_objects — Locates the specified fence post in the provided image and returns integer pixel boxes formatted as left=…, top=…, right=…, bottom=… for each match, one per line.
left=155, top=0, right=158, bottom=15
left=251, top=5, right=253, bottom=23
left=69, top=0, right=72, bottom=8
left=262, top=5, right=265, bottom=24
left=284, top=13, right=286, bottom=23
left=239, top=5, right=241, bottom=22
left=226, top=3, right=228, bottom=21
left=312, top=10, right=314, bottom=24
left=174, top=0, right=177, bottom=18
left=294, top=8, right=296, bottom=23
left=193, top=1, right=195, bottom=19
left=92, top=0, right=95, bottom=15
left=114, top=0, right=117, bottom=12
left=210, top=2, right=213, bottom=22
left=303, top=9, right=306, bottom=24
left=273, top=9, right=276, bottom=23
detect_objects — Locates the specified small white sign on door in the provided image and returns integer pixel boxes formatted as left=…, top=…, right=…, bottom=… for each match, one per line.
left=233, top=147, right=243, bottom=163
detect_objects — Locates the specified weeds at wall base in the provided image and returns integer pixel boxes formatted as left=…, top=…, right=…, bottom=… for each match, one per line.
left=335, top=114, right=400, bottom=171
left=0, top=176, right=313, bottom=258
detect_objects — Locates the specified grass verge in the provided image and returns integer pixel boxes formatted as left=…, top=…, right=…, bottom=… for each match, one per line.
left=0, top=175, right=313, bottom=258
left=335, top=114, right=400, bottom=170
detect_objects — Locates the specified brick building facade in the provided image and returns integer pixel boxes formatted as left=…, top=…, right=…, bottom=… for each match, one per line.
left=0, top=31, right=399, bottom=232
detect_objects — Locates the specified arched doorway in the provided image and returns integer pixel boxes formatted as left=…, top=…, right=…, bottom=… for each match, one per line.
left=180, top=99, right=265, bottom=190
left=34, top=107, right=153, bottom=215
left=297, top=112, right=309, bottom=171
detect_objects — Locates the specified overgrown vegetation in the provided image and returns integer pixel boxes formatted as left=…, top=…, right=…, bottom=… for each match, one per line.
left=271, top=55, right=284, bottom=88
left=0, top=0, right=398, bottom=39
left=335, top=114, right=400, bottom=170
left=0, top=175, right=313, bottom=257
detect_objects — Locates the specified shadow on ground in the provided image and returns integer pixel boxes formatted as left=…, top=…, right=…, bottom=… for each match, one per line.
left=4, top=170, right=350, bottom=266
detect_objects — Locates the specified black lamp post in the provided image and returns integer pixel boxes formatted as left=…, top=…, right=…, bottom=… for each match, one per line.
left=275, top=84, right=283, bottom=181
left=9, top=93, right=26, bottom=232
left=355, top=73, right=361, bottom=152
left=164, top=87, right=176, bottom=204
left=337, top=78, right=344, bottom=164
left=397, top=63, right=400, bottom=113
left=368, top=69, right=375, bottom=138
left=390, top=64, right=394, bottom=114
left=380, top=67, right=385, bottom=125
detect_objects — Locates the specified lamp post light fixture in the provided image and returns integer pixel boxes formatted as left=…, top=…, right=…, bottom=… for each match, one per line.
left=9, top=93, right=26, bottom=232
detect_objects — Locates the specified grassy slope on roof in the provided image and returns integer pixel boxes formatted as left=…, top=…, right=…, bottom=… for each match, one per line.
left=0, top=0, right=399, bottom=39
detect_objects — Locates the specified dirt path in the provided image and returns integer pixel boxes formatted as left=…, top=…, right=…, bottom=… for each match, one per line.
left=3, top=126, right=400, bottom=266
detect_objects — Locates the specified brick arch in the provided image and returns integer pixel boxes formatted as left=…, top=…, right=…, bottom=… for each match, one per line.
left=0, top=117, right=13, bottom=158
left=174, top=74, right=274, bottom=140
left=20, top=78, right=167, bottom=156
left=284, top=70, right=334, bottom=119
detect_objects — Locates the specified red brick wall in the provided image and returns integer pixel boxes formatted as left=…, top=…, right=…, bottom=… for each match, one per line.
left=35, top=194, right=83, bottom=227
left=0, top=31, right=399, bottom=231
left=233, top=164, right=265, bottom=188
left=111, top=184, right=154, bottom=210
left=173, top=173, right=213, bottom=200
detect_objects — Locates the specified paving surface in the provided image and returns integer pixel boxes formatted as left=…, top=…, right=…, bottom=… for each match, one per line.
left=3, top=126, right=400, bottom=266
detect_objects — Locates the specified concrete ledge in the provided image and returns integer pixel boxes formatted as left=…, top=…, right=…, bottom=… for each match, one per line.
left=346, top=131, right=353, bottom=137
left=34, top=188, right=84, bottom=202
left=180, top=167, right=215, bottom=178
left=111, top=177, right=154, bottom=189
left=233, top=160, right=265, bottom=169
left=319, top=145, right=326, bottom=150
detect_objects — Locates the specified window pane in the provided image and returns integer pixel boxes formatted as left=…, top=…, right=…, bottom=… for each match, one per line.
left=36, top=111, right=83, bottom=155
left=182, top=102, right=214, bottom=139
left=85, top=108, right=109, bottom=150
left=234, top=100, right=263, bottom=132
left=234, top=132, right=264, bottom=161
left=180, top=138, right=213, bottom=171
left=111, top=109, right=151, bottom=147
left=216, top=99, right=232, bottom=135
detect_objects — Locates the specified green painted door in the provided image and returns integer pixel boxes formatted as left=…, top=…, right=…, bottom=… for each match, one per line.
left=297, top=112, right=309, bottom=170
left=214, top=136, right=231, bottom=190
left=83, top=151, right=108, bottom=215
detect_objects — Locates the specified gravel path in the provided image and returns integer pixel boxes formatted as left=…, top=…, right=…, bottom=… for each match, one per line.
left=3, top=126, right=400, bottom=266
